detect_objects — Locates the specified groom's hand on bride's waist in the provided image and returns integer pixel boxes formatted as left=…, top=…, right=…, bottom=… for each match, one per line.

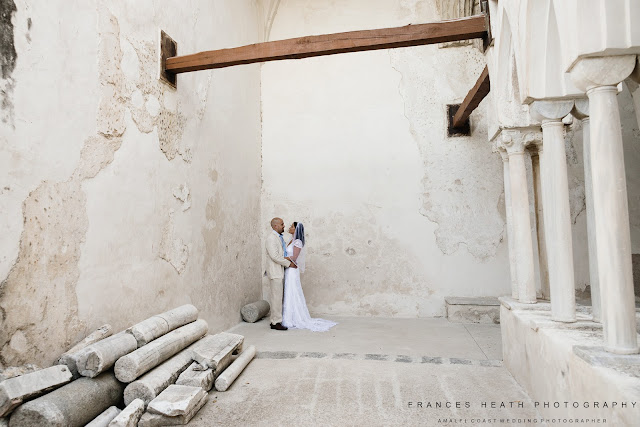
left=284, top=257, right=298, bottom=268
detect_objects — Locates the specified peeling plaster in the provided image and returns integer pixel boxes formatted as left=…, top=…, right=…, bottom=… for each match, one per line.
left=173, top=183, right=191, bottom=211
left=1, top=0, right=264, bottom=367
left=390, top=46, right=504, bottom=261
left=0, top=180, right=87, bottom=366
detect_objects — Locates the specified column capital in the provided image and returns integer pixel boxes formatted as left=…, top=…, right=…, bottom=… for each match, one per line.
left=571, top=99, right=589, bottom=120
left=496, top=128, right=542, bottom=155
left=532, top=100, right=575, bottom=121
left=570, top=55, right=637, bottom=92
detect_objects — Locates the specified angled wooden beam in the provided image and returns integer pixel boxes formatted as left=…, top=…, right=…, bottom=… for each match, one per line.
left=452, top=65, right=490, bottom=128
left=165, top=14, right=487, bottom=74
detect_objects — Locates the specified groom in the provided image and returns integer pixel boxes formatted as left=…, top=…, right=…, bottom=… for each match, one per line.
left=265, top=217, right=297, bottom=331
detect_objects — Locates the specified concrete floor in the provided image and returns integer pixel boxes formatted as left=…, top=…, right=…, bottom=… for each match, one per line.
left=190, top=317, right=540, bottom=426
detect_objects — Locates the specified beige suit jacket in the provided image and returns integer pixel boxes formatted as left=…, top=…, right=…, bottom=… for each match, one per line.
left=265, top=230, right=291, bottom=279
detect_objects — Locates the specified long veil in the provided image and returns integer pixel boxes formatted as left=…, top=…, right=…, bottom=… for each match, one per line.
left=293, top=223, right=306, bottom=273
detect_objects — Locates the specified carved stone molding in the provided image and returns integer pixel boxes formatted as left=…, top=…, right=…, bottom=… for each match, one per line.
left=496, top=128, right=542, bottom=155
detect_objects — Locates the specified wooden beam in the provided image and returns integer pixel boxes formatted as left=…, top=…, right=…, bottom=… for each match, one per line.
left=452, top=65, right=490, bottom=128
left=165, top=15, right=487, bottom=74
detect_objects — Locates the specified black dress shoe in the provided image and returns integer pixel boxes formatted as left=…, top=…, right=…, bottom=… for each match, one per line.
left=270, top=323, right=288, bottom=331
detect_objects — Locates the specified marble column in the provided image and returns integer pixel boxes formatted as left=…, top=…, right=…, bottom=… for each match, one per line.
left=572, top=100, right=601, bottom=322
left=571, top=55, right=639, bottom=354
left=498, top=148, right=518, bottom=299
left=529, top=144, right=550, bottom=300
left=497, top=129, right=539, bottom=304
left=532, top=101, right=577, bottom=323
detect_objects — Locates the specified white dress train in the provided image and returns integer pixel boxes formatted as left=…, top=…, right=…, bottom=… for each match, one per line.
left=282, top=241, right=337, bottom=332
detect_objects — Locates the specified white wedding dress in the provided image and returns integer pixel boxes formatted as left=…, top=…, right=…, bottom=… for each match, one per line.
left=282, top=240, right=337, bottom=332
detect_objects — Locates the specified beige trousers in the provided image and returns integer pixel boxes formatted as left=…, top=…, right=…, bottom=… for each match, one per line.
left=269, top=278, right=284, bottom=324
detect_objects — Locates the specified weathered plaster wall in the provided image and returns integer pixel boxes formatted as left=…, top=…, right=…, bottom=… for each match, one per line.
left=260, top=0, right=512, bottom=318
left=0, top=0, right=263, bottom=367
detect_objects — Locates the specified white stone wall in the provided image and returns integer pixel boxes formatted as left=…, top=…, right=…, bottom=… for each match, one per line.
left=0, top=0, right=263, bottom=366
left=260, top=0, right=640, bottom=317
left=260, top=0, right=511, bottom=318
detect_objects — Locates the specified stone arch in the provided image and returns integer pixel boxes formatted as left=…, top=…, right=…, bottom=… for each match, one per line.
left=543, top=0, right=564, bottom=96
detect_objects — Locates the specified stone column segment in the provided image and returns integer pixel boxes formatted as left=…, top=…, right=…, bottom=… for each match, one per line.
left=0, top=365, right=73, bottom=417
left=497, top=129, right=540, bottom=304
left=108, top=398, right=144, bottom=427
left=115, top=319, right=208, bottom=383
left=191, top=333, right=244, bottom=371
left=123, top=342, right=198, bottom=406
left=214, top=345, right=257, bottom=392
left=56, top=325, right=113, bottom=379
left=529, top=145, right=550, bottom=299
left=147, top=385, right=207, bottom=417
left=240, top=300, right=270, bottom=323
left=498, top=148, right=518, bottom=299
left=572, top=100, right=601, bottom=322
left=571, top=55, right=639, bottom=354
left=77, top=332, right=138, bottom=378
left=533, top=100, right=577, bottom=322
left=127, top=305, right=198, bottom=347
left=86, top=406, right=121, bottom=427
left=8, top=372, right=124, bottom=427
left=138, top=391, right=207, bottom=427
left=175, top=362, right=214, bottom=391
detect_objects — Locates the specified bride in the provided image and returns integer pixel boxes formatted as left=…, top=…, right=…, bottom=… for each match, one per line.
left=282, top=222, right=337, bottom=332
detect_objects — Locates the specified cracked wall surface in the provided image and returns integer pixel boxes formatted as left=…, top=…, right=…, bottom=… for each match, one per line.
left=0, top=0, right=263, bottom=367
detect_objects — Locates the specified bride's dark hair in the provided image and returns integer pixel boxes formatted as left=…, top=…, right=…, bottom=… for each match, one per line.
left=293, top=222, right=305, bottom=246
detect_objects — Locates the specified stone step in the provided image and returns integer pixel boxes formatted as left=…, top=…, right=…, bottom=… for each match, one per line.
left=445, top=296, right=500, bottom=324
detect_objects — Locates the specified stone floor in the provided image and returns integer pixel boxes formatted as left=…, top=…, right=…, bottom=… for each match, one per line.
left=189, top=316, right=542, bottom=426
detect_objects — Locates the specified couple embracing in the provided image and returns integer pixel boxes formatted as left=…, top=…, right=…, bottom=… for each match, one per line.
left=265, top=218, right=337, bottom=332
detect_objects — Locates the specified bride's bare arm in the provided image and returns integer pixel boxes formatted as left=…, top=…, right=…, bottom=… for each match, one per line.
left=291, top=245, right=302, bottom=262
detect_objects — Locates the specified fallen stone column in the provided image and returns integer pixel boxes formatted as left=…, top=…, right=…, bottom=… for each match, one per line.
left=147, top=385, right=207, bottom=417
left=127, top=305, right=198, bottom=347
left=108, top=399, right=144, bottom=427
left=240, top=300, right=270, bottom=323
left=57, top=325, right=113, bottom=378
left=8, top=372, right=124, bottom=427
left=77, top=332, right=138, bottom=378
left=124, top=336, right=217, bottom=406
left=86, top=406, right=121, bottom=427
left=0, top=365, right=73, bottom=417
left=157, top=305, right=198, bottom=330
left=192, top=332, right=244, bottom=371
left=175, top=362, right=213, bottom=391
left=139, top=386, right=207, bottom=426
left=214, top=345, right=256, bottom=392
left=115, top=319, right=208, bottom=383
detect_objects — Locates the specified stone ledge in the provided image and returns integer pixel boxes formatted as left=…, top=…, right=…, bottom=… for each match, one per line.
left=444, top=296, right=500, bottom=306
left=501, top=305, right=640, bottom=424
left=574, top=346, right=640, bottom=378
left=498, top=297, right=596, bottom=316
left=445, top=296, right=500, bottom=324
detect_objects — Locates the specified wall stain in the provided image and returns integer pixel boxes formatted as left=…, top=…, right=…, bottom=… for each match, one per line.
left=0, top=0, right=17, bottom=127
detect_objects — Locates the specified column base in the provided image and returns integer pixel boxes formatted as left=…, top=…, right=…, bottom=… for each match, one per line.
left=518, top=298, right=537, bottom=304
left=604, top=345, right=640, bottom=355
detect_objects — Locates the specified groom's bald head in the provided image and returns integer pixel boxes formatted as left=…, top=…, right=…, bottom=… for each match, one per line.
left=271, top=217, right=285, bottom=233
